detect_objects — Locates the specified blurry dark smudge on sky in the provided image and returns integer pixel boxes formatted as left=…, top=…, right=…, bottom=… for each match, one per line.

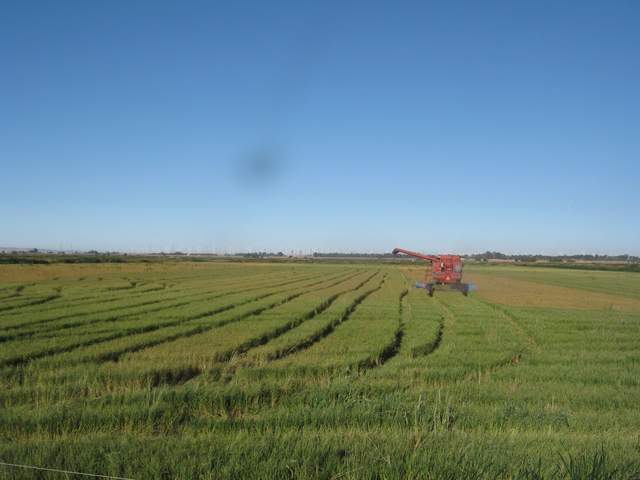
left=230, top=5, right=331, bottom=193
left=235, top=146, right=286, bottom=189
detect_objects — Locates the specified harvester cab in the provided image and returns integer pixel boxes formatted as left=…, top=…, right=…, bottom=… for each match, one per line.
left=392, top=247, right=475, bottom=296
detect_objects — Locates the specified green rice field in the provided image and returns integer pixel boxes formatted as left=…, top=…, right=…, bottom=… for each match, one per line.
left=1, top=261, right=639, bottom=479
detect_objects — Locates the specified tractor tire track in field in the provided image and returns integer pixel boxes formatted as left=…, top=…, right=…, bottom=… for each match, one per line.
left=411, top=317, right=444, bottom=357
left=0, top=291, right=23, bottom=302
left=0, top=271, right=362, bottom=368
left=474, top=297, right=539, bottom=349
left=0, top=283, right=213, bottom=327
left=215, top=271, right=383, bottom=375
left=0, top=295, right=207, bottom=342
left=434, top=295, right=529, bottom=383
left=407, top=289, right=445, bottom=358
left=458, top=297, right=535, bottom=383
left=432, top=296, right=455, bottom=324
left=0, top=272, right=338, bottom=340
left=258, top=273, right=386, bottom=363
left=399, top=273, right=446, bottom=358
left=217, top=294, right=349, bottom=364
left=0, top=292, right=198, bottom=331
left=0, top=272, right=317, bottom=330
left=2, top=269, right=309, bottom=319
left=22, top=271, right=331, bottom=325
left=0, top=295, right=61, bottom=314
left=357, top=287, right=407, bottom=372
left=4, top=273, right=357, bottom=366
left=59, top=272, right=374, bottom=389
left=1, top=274, right=273, bottom=321
left=95, top=271, right=367, bottom=365
left=9, top=281, right=171, bottom=317
left=23, top=275, right=342, bottom=342
left=404, top=295, right=450, bottom=359
left=105, top=279, right=139, bottom=291
left=0, top=284, right=35, bottom=297
left=463, top=352, right=524, bottom=384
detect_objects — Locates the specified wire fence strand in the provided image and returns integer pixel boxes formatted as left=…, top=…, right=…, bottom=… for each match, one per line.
left=0, top=461, right=135, bottom=479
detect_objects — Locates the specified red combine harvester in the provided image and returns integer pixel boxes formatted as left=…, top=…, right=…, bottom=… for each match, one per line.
left=392, top=247, right=474, bottom=296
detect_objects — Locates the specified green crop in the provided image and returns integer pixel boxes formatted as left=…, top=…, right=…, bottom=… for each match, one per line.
left=1, top=261, right=639, bottom=479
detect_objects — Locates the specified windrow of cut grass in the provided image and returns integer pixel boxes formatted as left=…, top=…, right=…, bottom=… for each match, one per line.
left=0, top=292, right=62, bottom=314
left=0, top=269, right=359, bottom=372
left=1, top=261, right=640, bottom=478
left=39, top=270, right=362, bottom=363
left=263, top=270, right=406, bottom=376
left=105, top=270, right=377, bottom=381
left=0, top=270, right=367, bottom=402
left=234, top=271, right=385, bottom=369
left=0, top=280, right=171, bottom=318
left=6, top=269, right=346, bottom=340
left=398, top=281, right=445, bottom=358
left=0, top=271, right=343, bottom=345
left=363, top=282, right=446, bottom=384
left=54, top=266, right=324, bottom=307
left=413, top=293, right=530, bottom=383
left=0, top=277, right=149, bottom=311
left=0, top=268, right=330, bottom=333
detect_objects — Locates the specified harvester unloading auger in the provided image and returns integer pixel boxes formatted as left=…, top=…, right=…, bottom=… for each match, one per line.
left=392, top=247, right=476, bottom=296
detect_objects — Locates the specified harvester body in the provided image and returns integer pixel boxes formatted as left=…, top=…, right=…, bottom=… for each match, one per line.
left=392, top=247, right=473, bottom=296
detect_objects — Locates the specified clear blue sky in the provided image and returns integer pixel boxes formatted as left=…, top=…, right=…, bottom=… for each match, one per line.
left=2, top=1, right=639, bottom=255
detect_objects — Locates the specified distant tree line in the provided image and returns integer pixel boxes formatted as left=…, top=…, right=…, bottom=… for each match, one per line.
left=312, top=252, right=397, bottom=258
left=240, top=252, right=286, bottom=258
left=1, top=250, right=638, bottom=267
left=470, top=251, right=639, bottom=263
left=313, top=251, right=640, bottom=262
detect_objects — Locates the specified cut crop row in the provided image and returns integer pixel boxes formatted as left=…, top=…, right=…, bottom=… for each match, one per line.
left=236, top=271, right=384, bottom=367
left=0, top=270, right=364, bottom=398
left=264, top=270, right=406, bottom=375
left=0, top=270, right=359, bottom=369
left=0, top=269, right=329, bottom=332
left=0, top=270, right=337, bottom=337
